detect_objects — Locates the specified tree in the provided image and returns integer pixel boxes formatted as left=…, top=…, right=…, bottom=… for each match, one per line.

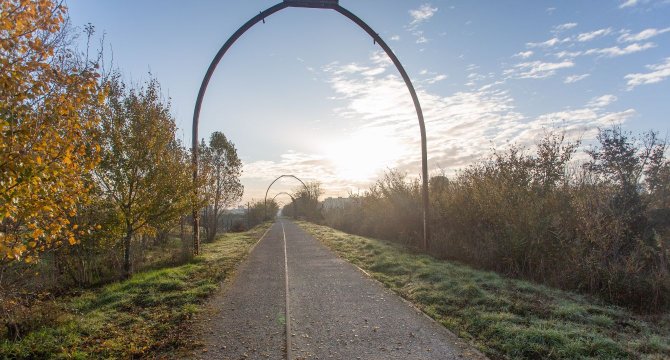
left=290, top=181, right=323, bottom=221
left=586, top=126, right=666, bottom=235
left=1, top=0, right=104, bottom=265
left=95, top=76, right=192, bottom=278
left=200, top=132, right=243, bottom=243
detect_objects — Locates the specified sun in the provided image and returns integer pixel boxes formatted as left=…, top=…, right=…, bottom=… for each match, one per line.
left=322, top=128, right=406, bottom=183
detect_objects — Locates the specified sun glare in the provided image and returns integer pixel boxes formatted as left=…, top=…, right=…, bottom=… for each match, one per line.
left=322, top=128, right=406, bottom=183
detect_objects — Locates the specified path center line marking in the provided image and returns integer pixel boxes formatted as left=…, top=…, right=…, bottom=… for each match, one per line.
left=281, top=220, right=292, bottom=360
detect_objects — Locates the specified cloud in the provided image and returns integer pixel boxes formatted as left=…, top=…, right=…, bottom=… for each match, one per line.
left=618, top=27, right=670, bottom=42
left=624, top=57, right=670, bottom=89
left=619, top=0, right=639, bottom=8
left=425, top=74, right=447, bottom=84
left=507, top=60, right=575, bottom=79
left=390, top=35, right=400, bottom=41
left=514, top=50, right=534, bottom=58
left=564, top=74, right=590, bottom=83
left=576, top=28, right=612, bottom=42
left=241, top=52, right=639, bottom=202
left=553, top=23, right=578, bottom=32
left=584, top=42, right=655, bottom=57
left=323, top=52, right=634, bottom=171
left=554, top=50, right=583, bottom=58
left=587, top=94, right=618, bottom=108
left=526, top=37, right=563, bottom=48
left=409, top=3, right=438, bottom=27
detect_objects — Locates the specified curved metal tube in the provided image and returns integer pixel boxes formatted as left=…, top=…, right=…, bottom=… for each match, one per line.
left=192, top=2, right=430, bottom=251
left=263, top=174, right=309, bottom=219
left=272, top=191, right=298, bottom=218
left=272, top=191, right=296, bottom=202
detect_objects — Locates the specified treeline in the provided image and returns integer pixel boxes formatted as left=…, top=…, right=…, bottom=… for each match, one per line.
left=1, top=1, right=243, bottom=339
left=323, top=130, right=670, bottom=312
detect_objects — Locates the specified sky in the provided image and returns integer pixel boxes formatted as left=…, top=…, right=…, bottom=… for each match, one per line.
left=66, top=0, right=670, bottom=206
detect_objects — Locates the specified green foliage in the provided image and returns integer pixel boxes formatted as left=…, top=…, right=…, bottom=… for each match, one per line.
left=0, top=223, right=271, bottom=359
left=199, top=131, right=244, bottom=243
left=300, top=222, right=670, bottom=360
left=95, top=75, right=194, bottom=277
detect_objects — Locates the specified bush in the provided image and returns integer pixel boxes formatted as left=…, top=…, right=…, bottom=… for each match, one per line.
left=323, top=128, right=670, bottom=312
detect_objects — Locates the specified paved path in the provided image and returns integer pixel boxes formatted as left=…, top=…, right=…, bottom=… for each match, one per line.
left=195, top=220, right=485, bottom=359
left=195, top=222, right=286, bottom=359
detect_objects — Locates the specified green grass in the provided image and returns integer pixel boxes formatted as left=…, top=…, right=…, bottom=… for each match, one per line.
left=0, top=223, right=271, bottom=359
left=298, top=221, right=670, bottom=360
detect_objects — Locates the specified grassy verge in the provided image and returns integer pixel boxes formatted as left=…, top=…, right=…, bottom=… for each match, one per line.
left=298, top=221, right=670, bottom=360
left=0, top=222, right=272, bottom=359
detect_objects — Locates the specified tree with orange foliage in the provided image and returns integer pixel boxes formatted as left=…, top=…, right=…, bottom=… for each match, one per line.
left=0, top=0, right=105, bottom=265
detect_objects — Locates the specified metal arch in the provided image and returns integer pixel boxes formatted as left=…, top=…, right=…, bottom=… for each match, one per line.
left=272, top=191, right=298, bottom=218
left=192, top=1, right=430, bottom=254
left=263, top=174, right=309, bottom=219
left=272, top=191, right=296, bottom=203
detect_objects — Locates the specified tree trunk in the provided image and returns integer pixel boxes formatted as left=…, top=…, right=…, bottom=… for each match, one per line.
left=211, top=203, right=219, bottom=242
left=193, top=210, right=200, bottom=256
left=123, top=222, right=133, bottom=279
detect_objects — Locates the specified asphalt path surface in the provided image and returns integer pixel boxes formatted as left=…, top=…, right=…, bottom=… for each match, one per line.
left=194, top=220, right=485, bottom=359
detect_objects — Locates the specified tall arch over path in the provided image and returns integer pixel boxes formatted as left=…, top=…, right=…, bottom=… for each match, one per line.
left=192, top=0, right=429, bottom=254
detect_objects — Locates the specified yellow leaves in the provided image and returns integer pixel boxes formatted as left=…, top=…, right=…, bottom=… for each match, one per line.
left=1, top=0, right=106, bottom=264
left=31, top=228, right=45, bottom=240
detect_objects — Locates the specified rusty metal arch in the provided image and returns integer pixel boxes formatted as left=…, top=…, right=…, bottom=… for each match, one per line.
left=272, top=191, right=296, bottom=203
left=272, top=191, right=298, bottom=218
left=264, top=175, right=309, bottom=219
left=192, top=0, right=429, bottom=255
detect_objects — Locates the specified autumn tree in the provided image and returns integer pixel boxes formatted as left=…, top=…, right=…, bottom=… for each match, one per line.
left=95, top=76, right=192, bottom=278
left=0, top=0, right=104, bottom=265
left=200, top=131, right=243, bottom=243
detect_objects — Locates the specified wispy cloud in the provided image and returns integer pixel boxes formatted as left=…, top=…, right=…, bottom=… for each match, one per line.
left=564, top=74, right=590, bottom=83
left=506, top=60, right=575, bottom=79
left=619, top=0, right=639, bottom=8
left=526, top=37, right=564, bottom=48
left=625, top=57, right=670, bottom=89
left=242, top=52, right=638, bottom=200
left=576, top=28, right=613, bottom=42
left=513, top=50, right=534, bottom=59
left=425, top=74, right=448, bottom=84
left=554, top=50, right=583, bottom=59
left=584, top=42, right=655, bottom=57
left=390, top=35, right=400, bottom=41
left=618, top=27, right=670, bottom=42
left=587, top=94, right=618, bottom=108
left=553, top=22, right=578, bottom=33
left=409, top=3, right=438, bottom=27
left=416, top=34, right=428, bottom=44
